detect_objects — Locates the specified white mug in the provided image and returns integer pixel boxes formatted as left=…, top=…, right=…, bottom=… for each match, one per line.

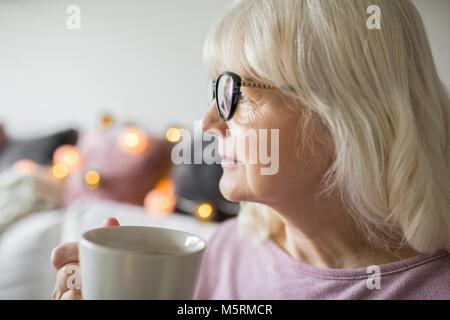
left=79, top=226, right=206, bottom=300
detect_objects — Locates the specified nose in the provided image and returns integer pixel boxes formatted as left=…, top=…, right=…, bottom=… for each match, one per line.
left=201, top=102, right=227, bottom=137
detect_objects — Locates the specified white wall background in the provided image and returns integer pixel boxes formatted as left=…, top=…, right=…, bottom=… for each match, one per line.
left=0, top=0, right=449, bottom=138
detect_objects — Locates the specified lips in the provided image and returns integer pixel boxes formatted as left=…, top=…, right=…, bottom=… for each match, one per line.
left=219, top=154, right=242, bottom=167
left=218, top=138, right=243, bottom=168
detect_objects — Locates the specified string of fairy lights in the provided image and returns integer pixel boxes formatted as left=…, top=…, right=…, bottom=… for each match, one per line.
left=10, top=115, right=215, bottom=222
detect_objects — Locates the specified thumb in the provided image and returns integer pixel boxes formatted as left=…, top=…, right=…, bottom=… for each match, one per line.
left=101, top=217, right=120, bottom=227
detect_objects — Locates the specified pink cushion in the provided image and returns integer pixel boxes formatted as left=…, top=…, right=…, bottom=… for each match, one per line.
left=63, top=127, right=172, bottom=207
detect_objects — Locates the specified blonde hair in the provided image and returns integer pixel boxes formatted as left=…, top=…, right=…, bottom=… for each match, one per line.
left=203, top=0, right=450, bottom=253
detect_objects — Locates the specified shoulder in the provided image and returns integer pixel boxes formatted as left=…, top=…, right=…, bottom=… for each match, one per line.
left=208, top=217, right=240, bottom=246
left=378, top=250, right=450, bottom=299
left=201, top=217, right=242, bottom=266
left=407, top=251, right=450, bottom=299
left=193, top=218, right=249, bottom=299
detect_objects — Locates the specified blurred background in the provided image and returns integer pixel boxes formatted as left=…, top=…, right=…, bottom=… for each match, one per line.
left=0, top=0, right=449, bottom=138
left=0, top=0, right=232, bottom=137
left=0, top=0, right=448, bottom=299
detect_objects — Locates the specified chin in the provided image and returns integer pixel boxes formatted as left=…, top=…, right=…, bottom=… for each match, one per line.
left=218, top=175, right=247, bottom=203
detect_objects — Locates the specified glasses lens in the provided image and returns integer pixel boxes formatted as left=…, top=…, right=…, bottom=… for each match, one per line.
left=217, top=74, right=235, bottom=120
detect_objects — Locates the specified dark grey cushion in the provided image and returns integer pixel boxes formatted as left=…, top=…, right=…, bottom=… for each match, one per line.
left=0, top=129, right=78, bottom=170
left=171, top=135, right=223, bottom=201
left=172, top=161, right=224, bottom=201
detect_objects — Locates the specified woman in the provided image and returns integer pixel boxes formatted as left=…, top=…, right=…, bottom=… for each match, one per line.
left=52, top=0, right=450, bottom=299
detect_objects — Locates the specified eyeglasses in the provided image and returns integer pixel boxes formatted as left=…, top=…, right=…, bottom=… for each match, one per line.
left=209, top=71, right=276, bottom=121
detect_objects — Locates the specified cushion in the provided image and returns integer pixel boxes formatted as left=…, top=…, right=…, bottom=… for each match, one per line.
left=0, top=210, right=63, bottom=299
left=0, top=128, right=78, bottom=169
left=0, top=167, right=63, bottom=233
left=63, top=127, right=172, bottom=206
left=171, top=135, right=240, bottom=220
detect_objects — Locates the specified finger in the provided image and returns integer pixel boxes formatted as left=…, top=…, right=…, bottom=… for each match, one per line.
left=101, top=217, right=120, bottom=227
left=51, top=218, right=119, bottom=270
left=60, top=289, right=82, bottom=300
left=52, top=262, right=80, bottom=300
left=51, top=242, right=79, bottom=270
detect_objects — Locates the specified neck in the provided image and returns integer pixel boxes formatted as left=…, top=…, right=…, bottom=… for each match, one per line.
left=266, top=192, right=420, bottom=269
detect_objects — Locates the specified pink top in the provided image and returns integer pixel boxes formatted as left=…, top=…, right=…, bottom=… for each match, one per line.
left=194, top=218, right=450, bottom=299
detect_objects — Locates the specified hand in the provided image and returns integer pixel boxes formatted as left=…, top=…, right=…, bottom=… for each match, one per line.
left=51, top=217, right=120, bottom=300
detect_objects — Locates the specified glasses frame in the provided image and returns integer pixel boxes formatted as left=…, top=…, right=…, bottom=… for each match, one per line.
left=212, top=71, right=276, bottom=121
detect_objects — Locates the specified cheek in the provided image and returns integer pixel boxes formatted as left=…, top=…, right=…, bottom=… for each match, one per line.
left=241, top=115, right=328, bottom=201
left=219, top=104, right=294, bottom=200
left=217, top=96, right=331, bottom=202
left=243, top=138, right=301, bottom=201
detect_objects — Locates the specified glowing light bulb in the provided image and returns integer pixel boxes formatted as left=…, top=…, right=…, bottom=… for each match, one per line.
left=63, top=150, right=79, bottom=166
left=50, top=164, right=69, bottom=180
left=120, top=127, right=148, bottom=155
left=196, top=203, right=213, bottom=221
left=13, top=159, right=38, bottom=175
left=125, top=133, right=139, bottom=147
left=155, top=178, right=174, bottom=193
left=100, top=114, right=114, bottom=129
left=166, top=127, right=182, bottom=143
left=85, top=170, right=100, bottom=189
left=53, top=145, right=81, bottom=171
left=144, top=190, right=175, bottom=218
